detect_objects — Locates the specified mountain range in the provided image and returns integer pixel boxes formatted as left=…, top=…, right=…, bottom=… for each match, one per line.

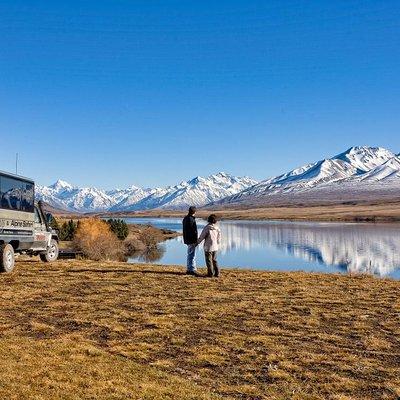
left=36, top=173, right=258, bottom=212
left=215, top=146, right=400, bottom=207
left=36, top=146, right=400, bottom=213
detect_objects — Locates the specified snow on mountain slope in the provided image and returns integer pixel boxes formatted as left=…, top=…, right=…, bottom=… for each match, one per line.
left=36, top=173, right=258, bottom=212
left=335, top=146, right=395, bottom=172
left=357, top=156, right=400, bottom=182
left=36, top=181, right=116, bottom=212
left=106, top=186, right=153, bottom=208
left=115, top=173, right=258, bottom=211
left=109, top=187, right=165, bottom=211
left=216, top=146, right=398, bottom=206
left=267, top=158, right=358, bottom=188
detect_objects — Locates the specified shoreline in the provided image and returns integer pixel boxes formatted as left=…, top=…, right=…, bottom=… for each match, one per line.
left=128, top=262, right=400, bottom=280
left=48, top=200, right=400, bottom=223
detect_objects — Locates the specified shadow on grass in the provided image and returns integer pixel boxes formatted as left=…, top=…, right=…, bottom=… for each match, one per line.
left=65, top=268, right=209, bottom=278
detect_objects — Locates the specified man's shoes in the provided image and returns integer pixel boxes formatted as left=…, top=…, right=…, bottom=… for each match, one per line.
left=186, top=270, right=199, bottom=276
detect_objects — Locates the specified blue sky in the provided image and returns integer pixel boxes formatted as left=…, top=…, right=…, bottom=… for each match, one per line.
left=1, top=0, right=399, bottom=188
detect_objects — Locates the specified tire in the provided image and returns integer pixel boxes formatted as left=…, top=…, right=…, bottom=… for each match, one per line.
left=0, top=244, right=15, bottom=273
left=40, top=239, right=59, bottom=263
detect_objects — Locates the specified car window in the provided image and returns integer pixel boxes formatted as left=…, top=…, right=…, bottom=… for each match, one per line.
left=34, top=208, right=41, bottom=223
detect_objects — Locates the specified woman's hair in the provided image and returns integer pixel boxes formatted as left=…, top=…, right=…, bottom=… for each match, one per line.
left=207, top=214, right=217, bottom=224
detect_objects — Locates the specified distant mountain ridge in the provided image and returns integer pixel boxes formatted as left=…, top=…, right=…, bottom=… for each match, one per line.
left=36, top=173, right=258, bottom=212
left=216, top=146, right=400, bottom=207
left=36, top=146, right=400, bottom=212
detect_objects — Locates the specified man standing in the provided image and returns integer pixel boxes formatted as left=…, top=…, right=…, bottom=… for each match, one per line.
left=182, top=206, right=198, bottom=275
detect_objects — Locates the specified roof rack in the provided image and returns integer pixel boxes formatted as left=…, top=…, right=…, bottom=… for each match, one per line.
left=0, top=170, right=34, bottom=184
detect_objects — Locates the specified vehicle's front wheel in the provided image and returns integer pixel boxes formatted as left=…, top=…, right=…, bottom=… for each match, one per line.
left=0, top=243, right=15, bottom=273
left=40, top=239, right=59, bottom=263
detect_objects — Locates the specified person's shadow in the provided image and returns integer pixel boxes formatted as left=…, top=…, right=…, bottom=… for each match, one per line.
left=65, top=268, right=208, bottom=277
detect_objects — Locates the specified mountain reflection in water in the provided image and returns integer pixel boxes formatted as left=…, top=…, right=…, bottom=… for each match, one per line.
left=126, top=218, right=400, bottom=278
left=219, top=221, right=400, bottom=276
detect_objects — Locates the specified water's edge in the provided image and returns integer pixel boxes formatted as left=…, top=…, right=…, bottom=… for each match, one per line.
left=124, top=217, right=400, bottom=279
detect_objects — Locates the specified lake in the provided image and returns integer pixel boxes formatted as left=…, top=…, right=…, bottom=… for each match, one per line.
left=124, top=217, right=400, bottom=279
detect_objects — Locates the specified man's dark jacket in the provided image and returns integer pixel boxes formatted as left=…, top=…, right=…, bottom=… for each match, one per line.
left=182, top=215, right=198, bottom=245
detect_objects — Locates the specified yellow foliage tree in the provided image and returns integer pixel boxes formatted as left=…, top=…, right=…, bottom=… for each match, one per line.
left=73, top=218, right=124, bottom=261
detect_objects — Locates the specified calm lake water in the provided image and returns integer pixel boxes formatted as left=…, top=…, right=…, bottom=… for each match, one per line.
left=125, top=217, right=400, bottom=279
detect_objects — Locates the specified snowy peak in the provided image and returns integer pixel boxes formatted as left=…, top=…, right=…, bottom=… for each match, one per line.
left=49, top=179, right=74, bottom=192
left=217, top=145, right=400, bottom=206
left=36, top=173, right=258, bottom=212
left=236, top=157, right=357, bottom=199
left=334, top=146, right=395, bottom=172
left=116, top=172, right=258, bottom=211
left=36, top=182, right=116, bottom=212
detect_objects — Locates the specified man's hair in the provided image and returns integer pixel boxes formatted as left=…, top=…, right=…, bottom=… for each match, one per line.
left=207, top=214, right=217, bottom=224
left=188, top=206, right=197, bottom=215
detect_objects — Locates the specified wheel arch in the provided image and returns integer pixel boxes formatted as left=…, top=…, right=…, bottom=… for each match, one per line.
left=9, top=240, right=20, bottom=251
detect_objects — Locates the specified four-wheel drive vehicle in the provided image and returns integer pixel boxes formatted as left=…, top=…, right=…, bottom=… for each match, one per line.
left=0, top=171, right=59, bottom=272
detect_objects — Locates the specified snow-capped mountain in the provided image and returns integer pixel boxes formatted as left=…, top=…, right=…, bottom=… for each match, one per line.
left=335, top=146, right=394, bottom=172
left=36, top=180, right=117, bottom=212
left=36, top=146, right=400, bottom=212
left=36, top=173, right=258, bottom=212
left=106, top=186, right=152, bottom=208
left=115, top=172, right=258, bottom=211
left=216, top=146, right=400, bottom=206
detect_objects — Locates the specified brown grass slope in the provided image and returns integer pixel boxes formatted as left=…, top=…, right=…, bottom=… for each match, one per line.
left=0, top=260, right=399, bottom=399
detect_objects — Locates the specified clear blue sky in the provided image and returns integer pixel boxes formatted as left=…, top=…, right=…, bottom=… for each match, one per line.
left=1, top=0, right=399, bottom=189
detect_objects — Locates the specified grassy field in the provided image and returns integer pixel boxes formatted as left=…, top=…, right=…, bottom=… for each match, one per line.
left=1, top=259, right=399, bottom=399
left=102, top=200, right=400, bottom=223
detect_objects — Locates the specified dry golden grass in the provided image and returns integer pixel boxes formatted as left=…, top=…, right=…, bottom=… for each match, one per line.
left=1, top=259, right=399, bottom=399
left=0, top=337, right=215, bottom=400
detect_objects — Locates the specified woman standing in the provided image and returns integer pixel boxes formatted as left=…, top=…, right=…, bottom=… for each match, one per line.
left=197, top=214, right=221, bottom=277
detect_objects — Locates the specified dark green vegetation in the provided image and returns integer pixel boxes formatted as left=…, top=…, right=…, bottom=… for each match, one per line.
left=107, top=218, right=129, bottom=240
left=57, top=219, right=79, bottom=241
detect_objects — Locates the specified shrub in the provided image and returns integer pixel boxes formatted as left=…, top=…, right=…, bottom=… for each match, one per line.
left=124, top=238, right=146, bottom=256
left=59, top=219, right=78, bottom=241
left=107, top=219, right=129, bottom=240
left=73, top=218, right=124, bottom=261
left=50, top=217, right=60, bottom=232
left=137, top=225, right=163, bottom=249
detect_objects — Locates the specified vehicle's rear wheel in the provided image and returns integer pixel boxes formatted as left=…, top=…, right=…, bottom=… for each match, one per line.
left=40, top=239, right=59, bottom=263
left=0, top=243, right=15, bottom=273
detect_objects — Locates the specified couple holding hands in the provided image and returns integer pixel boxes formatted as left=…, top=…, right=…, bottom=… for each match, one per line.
left=182, top=206, right=221, bottom=277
